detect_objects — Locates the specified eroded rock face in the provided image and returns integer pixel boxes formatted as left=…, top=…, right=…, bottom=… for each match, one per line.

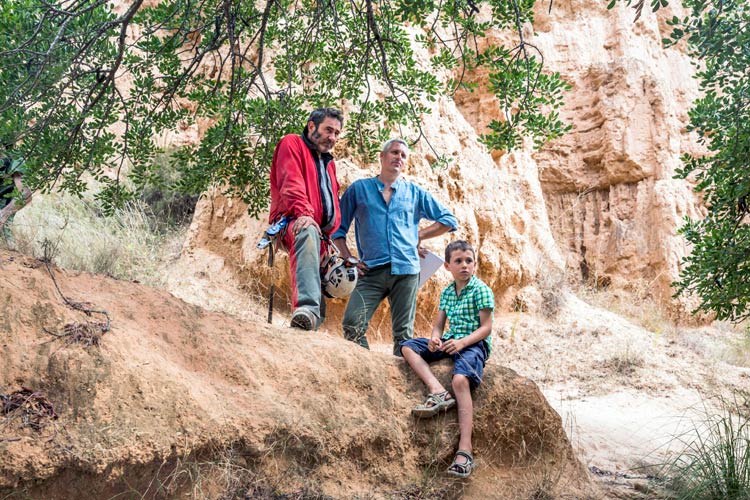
left=169, top=1, right=706, bottom=328
left=527, top=1, right=705, bottom=319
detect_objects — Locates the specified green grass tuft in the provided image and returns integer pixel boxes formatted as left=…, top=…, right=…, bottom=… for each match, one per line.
left=662, top=396, right=750, bottom=500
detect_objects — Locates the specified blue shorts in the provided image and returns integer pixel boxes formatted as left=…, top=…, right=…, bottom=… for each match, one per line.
left=401, top=337, right=488, bottom=389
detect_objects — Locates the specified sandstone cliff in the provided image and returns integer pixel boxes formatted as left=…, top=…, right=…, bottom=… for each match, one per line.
left=165, top=1, right=706, bottom=336
left=529, top=0, right=705, bottom=320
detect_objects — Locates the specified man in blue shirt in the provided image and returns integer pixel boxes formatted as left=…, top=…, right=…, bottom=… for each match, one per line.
left=332, top=138, right=458, bottom=356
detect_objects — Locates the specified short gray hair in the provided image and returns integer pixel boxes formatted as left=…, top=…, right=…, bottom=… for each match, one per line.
left=381, top=138, right=409, bottom=155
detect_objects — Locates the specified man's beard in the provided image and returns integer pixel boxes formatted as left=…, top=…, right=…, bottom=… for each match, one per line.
left=311, top=127, right=333, bottom=152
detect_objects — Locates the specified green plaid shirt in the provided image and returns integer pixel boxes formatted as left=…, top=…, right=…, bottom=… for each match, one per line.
left=439, top=275, right=494, bottom=352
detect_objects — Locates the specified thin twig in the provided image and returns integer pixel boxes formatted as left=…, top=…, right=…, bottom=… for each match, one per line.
left=41, top=245, right=111, bottom=332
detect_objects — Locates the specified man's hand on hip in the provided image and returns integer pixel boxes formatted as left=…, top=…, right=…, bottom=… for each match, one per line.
left=293, top=216, right=320, bottom=236
left=417, top=239, right=428, bottom=258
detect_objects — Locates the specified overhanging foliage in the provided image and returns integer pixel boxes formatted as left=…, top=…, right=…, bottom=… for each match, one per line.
left=0, top=0, right=570, bottom=216
left=666, top=0, right=750, bottom=322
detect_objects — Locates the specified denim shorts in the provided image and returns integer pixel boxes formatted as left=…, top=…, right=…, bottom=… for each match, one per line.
left=401, top=337, right=488, bottom=389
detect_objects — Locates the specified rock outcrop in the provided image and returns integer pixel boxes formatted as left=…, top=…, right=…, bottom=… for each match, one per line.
left=528, top=0, right=705, bottom=319
left=0, top=250, right=586, bottom=499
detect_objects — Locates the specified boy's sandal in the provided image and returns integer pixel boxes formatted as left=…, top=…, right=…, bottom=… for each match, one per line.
left=446, top=450, right=475, bottom=478
left=411, top=390, right=456, bottom=419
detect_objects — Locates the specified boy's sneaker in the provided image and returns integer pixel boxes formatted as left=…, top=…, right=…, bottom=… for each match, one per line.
left=291, top=308, right=315, bottom=331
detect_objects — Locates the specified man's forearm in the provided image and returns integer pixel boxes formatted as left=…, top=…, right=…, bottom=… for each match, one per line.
left=333, top=237, right=353, bottom=259
left=418, top=222, right=452, bottom=242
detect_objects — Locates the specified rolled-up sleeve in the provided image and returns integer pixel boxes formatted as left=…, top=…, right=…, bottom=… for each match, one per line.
left=418, top=189, right=458, bottom=231
left=332, top=185, right=355, bottom=240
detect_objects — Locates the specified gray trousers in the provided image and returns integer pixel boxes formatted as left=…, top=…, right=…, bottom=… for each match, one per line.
left=342, top=264, right=419, bottom=356
left=288, top=226, right=326, bottom=328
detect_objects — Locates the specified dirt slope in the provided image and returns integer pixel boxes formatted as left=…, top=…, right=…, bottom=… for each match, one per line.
left=0, top=250, right=588, bottom=499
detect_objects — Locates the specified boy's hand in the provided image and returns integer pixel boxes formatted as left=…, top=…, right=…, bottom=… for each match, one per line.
left=441, top=338, right=466, bottom=355
left=428, top=337, right=442, bottom=352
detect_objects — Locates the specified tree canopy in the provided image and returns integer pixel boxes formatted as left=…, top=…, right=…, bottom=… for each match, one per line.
left=0, top=0, right=569, bottom=216
left=664, top=0, right=750, bottom=322
left=611, top=0, right=750, bottom=322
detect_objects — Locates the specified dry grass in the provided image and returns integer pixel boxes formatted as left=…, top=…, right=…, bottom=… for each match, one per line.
left=673, top=321, right=750, bottom=370
left=654, top=394, right=750, bottom=500
left=1, top=192, right=187, bottom=286
left=599, top=344, right=645, bottom=376
left=513, top=259, right=567, bottom=318
left=717, top=324, right=750, bottom=368
left=539, top=268, right=567, bottom=320
left=575, top=278, right=675, bottom=336
left=133, top=440, right=457, bottom=500
left=132, top=443, right=340, bottom=500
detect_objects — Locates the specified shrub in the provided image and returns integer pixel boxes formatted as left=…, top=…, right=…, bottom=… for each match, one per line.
left=1, top=192, right=187, bottom=286
left=661, top=396, right=750, bottom=500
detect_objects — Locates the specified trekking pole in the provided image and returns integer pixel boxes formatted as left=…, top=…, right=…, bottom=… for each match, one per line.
left=267, top=240, right=275, bottom=324
left=257, top=217, right=289, bottom=324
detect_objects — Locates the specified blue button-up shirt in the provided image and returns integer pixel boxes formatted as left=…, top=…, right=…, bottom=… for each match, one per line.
left=333, top=177, right=458, bottom=275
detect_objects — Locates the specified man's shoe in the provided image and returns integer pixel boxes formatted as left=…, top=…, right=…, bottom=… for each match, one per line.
left=291, top=308, right=315, bottom=331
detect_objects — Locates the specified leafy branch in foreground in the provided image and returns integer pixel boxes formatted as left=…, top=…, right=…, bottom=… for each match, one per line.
left=609, top=0, right=750, bottom=321
left=664, top=0, right=750, bottom=322
left=0, top=0, right=569, bottom=216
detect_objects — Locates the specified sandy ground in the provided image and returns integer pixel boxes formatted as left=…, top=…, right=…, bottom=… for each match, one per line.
left=545, top=389, right=698, bottom=469
left=499, top=293, right=750, bottom=497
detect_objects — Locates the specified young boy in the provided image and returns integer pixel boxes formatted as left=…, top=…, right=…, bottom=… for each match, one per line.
left=401, top=240, right=494, bottom=478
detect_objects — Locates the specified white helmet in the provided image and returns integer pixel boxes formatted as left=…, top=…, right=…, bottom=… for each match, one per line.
left=322, top=256, right=358, bottom=298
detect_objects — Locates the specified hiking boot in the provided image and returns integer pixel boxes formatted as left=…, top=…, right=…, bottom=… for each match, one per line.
left=291, top=308, right=315, bottom=331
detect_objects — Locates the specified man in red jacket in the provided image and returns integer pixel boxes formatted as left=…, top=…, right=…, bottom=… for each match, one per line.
left=269, top=107, right=344, bottom=331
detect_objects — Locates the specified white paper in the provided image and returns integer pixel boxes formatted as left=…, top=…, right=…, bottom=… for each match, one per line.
left=419, top=250, right=444, bottom=288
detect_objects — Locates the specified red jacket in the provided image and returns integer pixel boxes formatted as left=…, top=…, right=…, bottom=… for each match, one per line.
left=269, top=134, right=341, bottom=237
